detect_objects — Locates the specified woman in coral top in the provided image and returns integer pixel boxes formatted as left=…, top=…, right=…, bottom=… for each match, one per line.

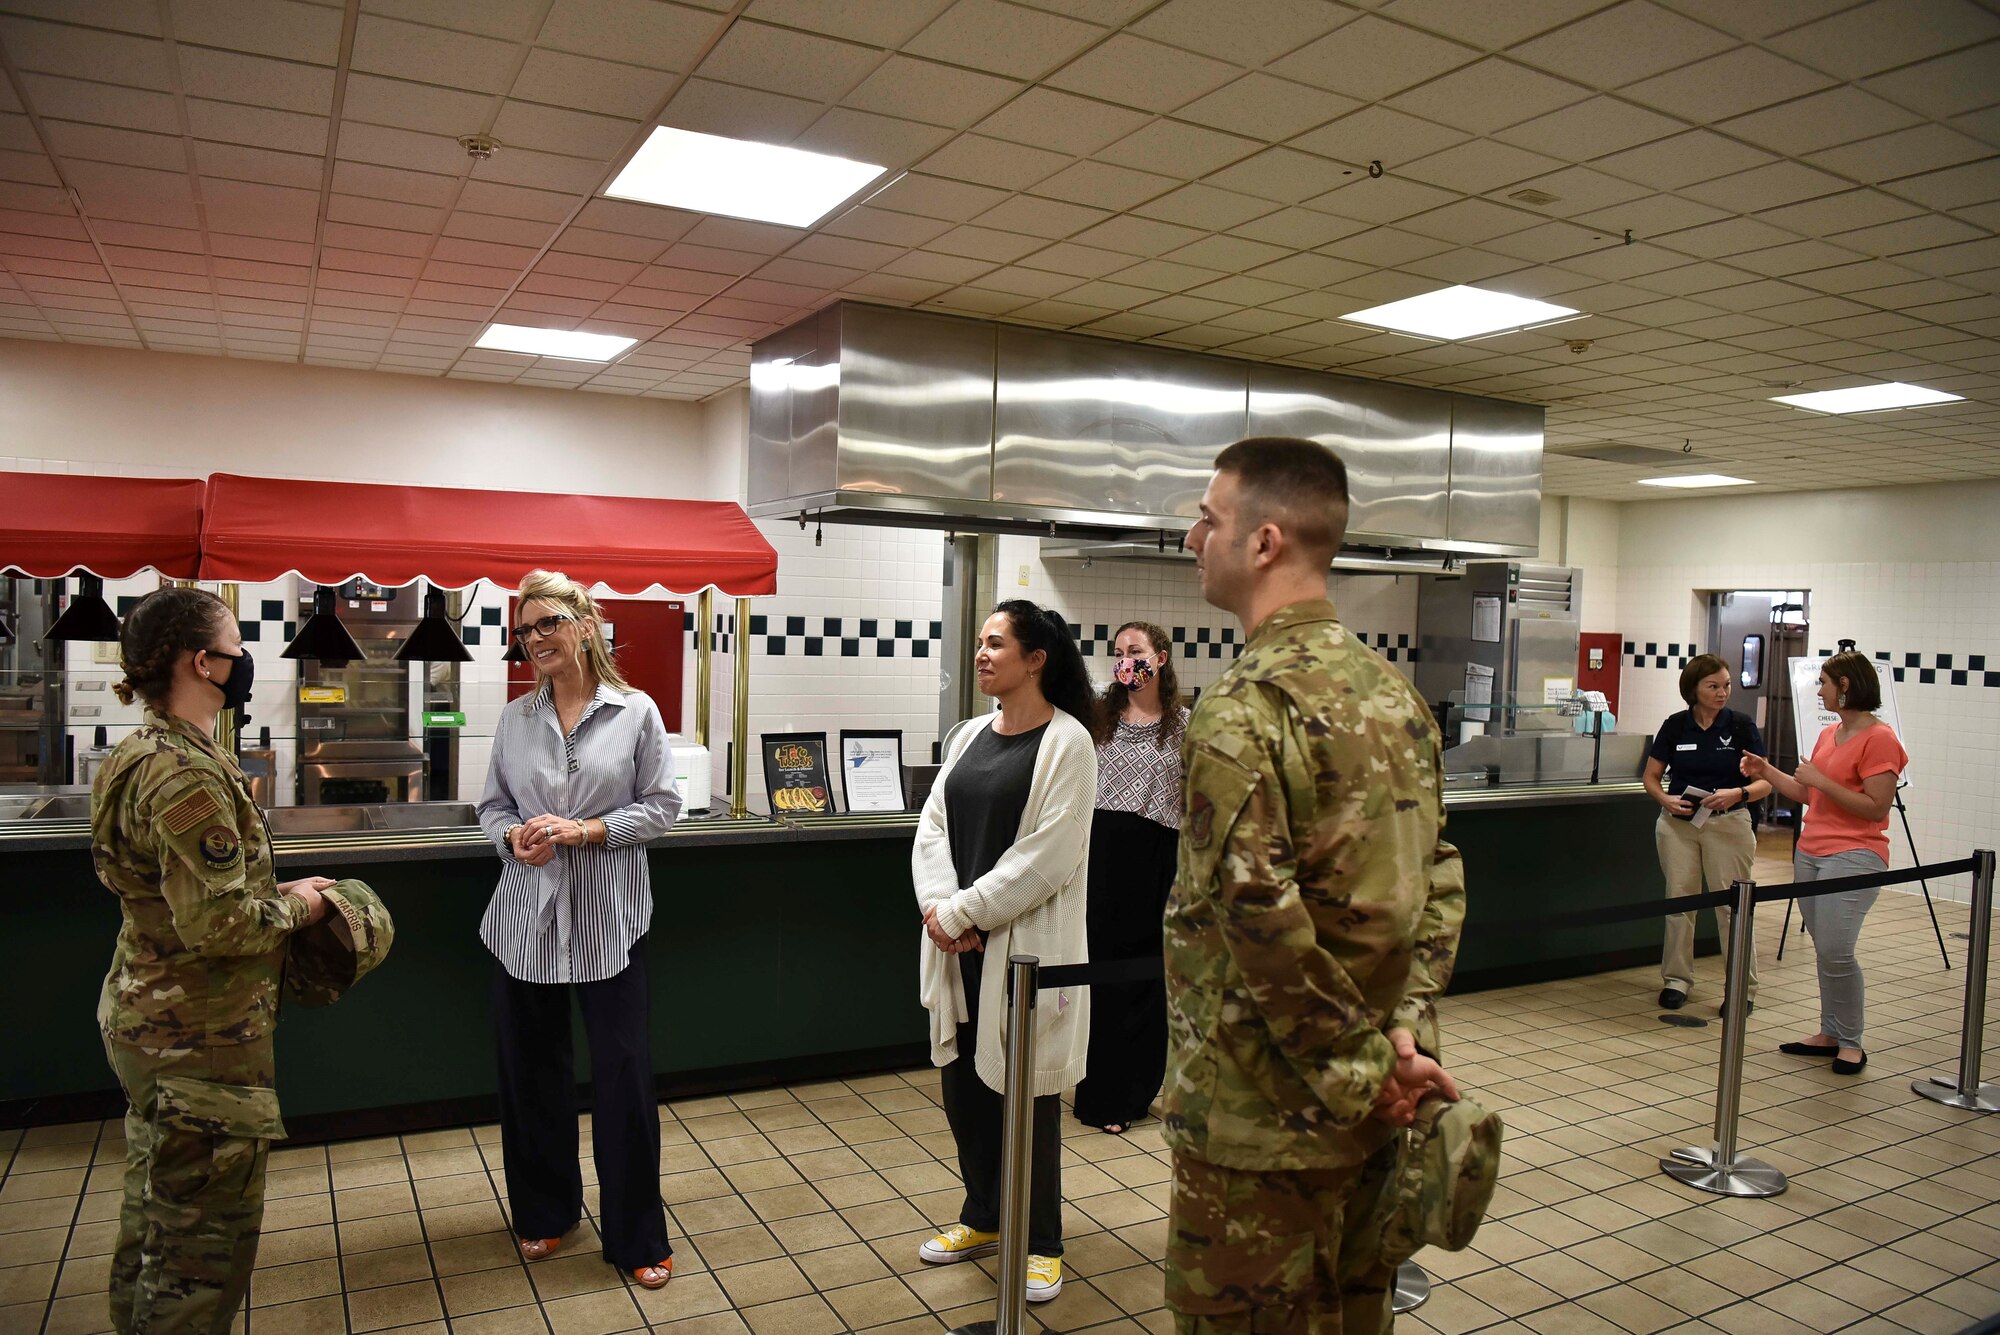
left=1741, top=651, right=1907, bottom=1074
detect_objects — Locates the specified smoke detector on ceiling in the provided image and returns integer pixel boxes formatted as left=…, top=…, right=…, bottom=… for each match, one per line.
left=1508, top=187, right=1560, bottom=206
left=458, top=134, right=501, bottom=161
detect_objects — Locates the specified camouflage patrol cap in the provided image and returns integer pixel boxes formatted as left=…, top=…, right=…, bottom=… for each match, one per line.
left=285, top=879, right=394, bottom=1007
left=1382, top=1093, right=1503, bottom=1260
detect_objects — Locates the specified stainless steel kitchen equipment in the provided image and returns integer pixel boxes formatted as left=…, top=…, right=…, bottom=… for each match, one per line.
left=748, top=302, right=1542, bottom=555
left=295, top=579, right=425, bottom=804
left=1417, top=562, right=1584, bottom=740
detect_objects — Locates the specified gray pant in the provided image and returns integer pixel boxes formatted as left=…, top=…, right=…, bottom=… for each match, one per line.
left=1794, top=848, right=1887, bottom=1047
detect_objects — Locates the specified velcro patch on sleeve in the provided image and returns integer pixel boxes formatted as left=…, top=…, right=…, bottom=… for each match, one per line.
left=198, top=824, right=242, bottom=869
left=162, top=787, right=222, bottom=836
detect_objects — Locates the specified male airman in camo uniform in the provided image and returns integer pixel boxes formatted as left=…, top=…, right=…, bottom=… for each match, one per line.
left=1165, top=438, right=1468, bottom=1335
left=93, top=592, right=334, bottom=1335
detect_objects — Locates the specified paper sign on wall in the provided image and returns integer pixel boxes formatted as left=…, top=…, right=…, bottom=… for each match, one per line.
left=1471, top=596, right=1502, bottom=644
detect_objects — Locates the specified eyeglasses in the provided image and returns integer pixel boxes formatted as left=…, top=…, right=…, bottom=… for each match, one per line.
left=510, top=613, right=575, bottom=643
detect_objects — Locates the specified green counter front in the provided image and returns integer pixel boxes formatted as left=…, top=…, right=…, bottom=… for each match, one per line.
left=0, top=787, right=1694, bottom=1133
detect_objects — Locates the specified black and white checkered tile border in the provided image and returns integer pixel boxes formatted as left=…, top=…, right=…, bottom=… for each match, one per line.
left=1822, top=647, right=1999, bottom=687
left=1623, top=640, right=1701, bottom=670
left=684, top=614, right=1417, bottom=664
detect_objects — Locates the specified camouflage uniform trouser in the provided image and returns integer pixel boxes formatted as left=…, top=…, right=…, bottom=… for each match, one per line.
left=1165, top=1144, right=1399, bottom=1335
left=103, top=1036, right=283, bottom=1335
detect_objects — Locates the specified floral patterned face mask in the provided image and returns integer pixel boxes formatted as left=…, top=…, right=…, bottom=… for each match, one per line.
left=1114, top=654, right=1158, bottom=687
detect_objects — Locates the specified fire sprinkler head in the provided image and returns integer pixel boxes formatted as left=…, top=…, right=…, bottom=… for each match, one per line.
left=458, top=134, right=501, bottom=161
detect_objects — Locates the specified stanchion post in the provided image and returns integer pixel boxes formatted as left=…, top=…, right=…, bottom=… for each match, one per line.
left=1661, top=879, right=1787, bottom=1197
left=1392, top=1260, right=1431, bottom=1313
left=1914, top=848, right=2000, bottom=1113
left=948, top=955, right=1039, bottom=1335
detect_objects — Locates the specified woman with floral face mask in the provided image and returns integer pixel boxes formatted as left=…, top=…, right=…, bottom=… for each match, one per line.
left=1075, top=621, right=1188, bottom=1133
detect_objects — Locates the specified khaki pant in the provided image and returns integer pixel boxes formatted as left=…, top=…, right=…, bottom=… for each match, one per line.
left=1166, top=1146, right=1397, bottom=1335
left=1657, top=808, right=1758, bottom=1003
left=104, top=1037, right=283, bottom=1335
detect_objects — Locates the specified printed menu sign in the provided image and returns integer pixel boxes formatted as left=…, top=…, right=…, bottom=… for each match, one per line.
left=762, top=733, right=833, bottom=815
left=839, top=731, right=906, bottom=812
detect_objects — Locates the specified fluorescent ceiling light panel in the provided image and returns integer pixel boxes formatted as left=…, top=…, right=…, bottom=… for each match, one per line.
left=475, top=324, right=637, bottom=362
left=1637, top=474, right=1753, bottom=489
left=1342, top=285, right=1580, bottom=340
left=605, top=126, right=887, bottom=227
left=1770, top=382, right=1964, bottom=414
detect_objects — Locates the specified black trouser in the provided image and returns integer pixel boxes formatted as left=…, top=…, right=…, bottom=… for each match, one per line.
left=490, top=938, right=671, bottom=1270
left=940, top=951, right=1063, bottom=1256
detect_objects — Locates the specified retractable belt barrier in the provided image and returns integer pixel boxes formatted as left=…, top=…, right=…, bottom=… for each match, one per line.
left=946, top=848, right=1995, bottom=1332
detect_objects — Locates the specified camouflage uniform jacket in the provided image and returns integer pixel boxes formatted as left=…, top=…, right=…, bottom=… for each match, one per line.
left=92, top=710, right=309, bottom=1053
left=1163, top=600, right=1466, bottom=1172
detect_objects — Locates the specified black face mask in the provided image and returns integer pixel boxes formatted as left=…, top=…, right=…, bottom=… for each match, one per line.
left=204, top=648, right=255, bottom=716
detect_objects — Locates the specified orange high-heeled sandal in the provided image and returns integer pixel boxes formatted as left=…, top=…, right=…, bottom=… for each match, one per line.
left=631, top=1258, right=672, bottom=1290
left=518, top=1237, right=561, bottom=1261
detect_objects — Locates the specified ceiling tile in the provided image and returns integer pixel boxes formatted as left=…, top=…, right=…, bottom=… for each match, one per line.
left=1206, top=145, right=1355, bottom=204
left=973, top=87, right=1149, bottom=156
left=844, top=56, right=1021, bottom=129
left=864, top=171, right=1008, bottom=220
left=785, top=233, right=903, bottom=270
left=169, top=0, right=343, bottom=64
left=966, top=264, right=1078, bottom=298
left=337, top=121, right=466, bottom=176
left=490, top=101, right=639, bottom=161
left=1717, top=86, right=1926, bottom=158
left=351, top=14, right=519, bottom=94
left=203, top=178, right=319, bottom=241
left=196, top=141, right=321, bottom=189
left=1386, top=58, right=1593, bottom=136
left=660, top=79, right=820, bottom=144
left=1096, top=119, right=1259, bottom=178
left=1132, top=0, right=1356, bottom=67
left=1619, top=46, right=1836, bottom=123
left=1032, top=158, right=1176, bottom=210
left=1680, top=160, right=1849, bottom=212
left=1071, top=214, right=1205, bottom=256
left=1133, top=183, right=1274, bottom=231
left=876, top=249, right=991, bottom=282
left=1377, top=0, right=1611, bottom=48
left=474, top=144, right=605, bottom=194
left=1754, top=187, right=1921, bottom=236
left=63, top=159, right=198, bottom=227
left=1231, top=206, right=1368, bottom=250
left=1399, top=197, right=1539, bottom=244
left=1306, top=174, right=1456, bottom=223
left=1832, top=212, right=1985, bottom=255
left=41, top=122, right=184, bottom=172
left=511, top=49, right=678, bottom=119
left=1269, top=14, right=1477, bottom=102
left=919, top=134, right=1069, bottom=189
left=743, top=0, right=950, bottom=48
left=1250, top=251, right=1370, bottom=289
left=17, top=73, right=176, bottom=131
left=1166, top=232, right=1291, bottom=271
left=1503, top=166, right=1654, bottom=216
left=457, top=177, right=573, bottom=221
left=536, top=0, right=719, bottom=69
left=185, top=100, right=329, bottom=156
left=794, top=107, right=953, bottom=168
left=1493, top=96, right=1688, bottom=161
left=1105, top=257, right=1226, bottom=291
left=1399, top=140, right=1566, bottom=195
left=682, top=216, right=804, bottom=254
left=974, top=194, right=1110, bottom=238
left=0, top=17, right=173, bottom=88
left=697, top=21, right=881, bottom=103
left=1514, top=2, right=1737, bottom=86
left=1880, top=159, right=2000, bottom=212
left=442, top=208, right=560, bottom=246
left=1769, top=0, right=2000, bottom=81
left=819, top=203, right=952, bottom=247
left=1015, top=241, right=1138, bottom=278
left=1045, top=34, right=1240, bottom=114
left=1809, top=124, right=1994, bottom=185
left=1862, top=44, right=2000, bottom=121
left=1594, top=129, right=1774, bottom=189
left=1174, top=73, right=1357, bottom=142
left=1290, top=104, right=1469, bottom=168
left=905, top=0, right=1104, bottom=81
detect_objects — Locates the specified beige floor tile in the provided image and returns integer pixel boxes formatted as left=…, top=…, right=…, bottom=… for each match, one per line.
left=346, top=1277, right=444, bottom=1332
left=823, top=1275, right=926, bottom=1328
left=530, top=1251, right=625, bottom=1300
left=449, top=1307, right=555, bottom=1335
left=445, top=1264, right=537, bottom=1316
left=741, top=1291, right=843, bottom=1335
left=249, top=1256, right=341, bottom=1307
left=631, top=1268, right=732, bottom=1323
left=542, top=1286, right=644, bottom=1335
left=340, top=1240, right=432, bottom=1291
left=40, top=1290, right=115, bottom=1335
left=713, top=1256, right=812, bottom=1308
left=431, top=1230, right=525, bottom=1275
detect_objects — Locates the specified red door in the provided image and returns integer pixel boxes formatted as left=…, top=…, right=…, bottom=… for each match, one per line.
left=1577, top=631, right=1623, bottom=717
left=507, top=596, right=684, bottom=732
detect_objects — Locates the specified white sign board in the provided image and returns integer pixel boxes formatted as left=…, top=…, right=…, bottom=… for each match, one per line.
left=1789, top=654, right=1912, bottom=790
left=839, top=732, right=908, bottom=812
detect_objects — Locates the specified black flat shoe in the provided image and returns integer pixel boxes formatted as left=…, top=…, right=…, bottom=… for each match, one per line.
left=1659, top=988, right=1687, bottom=1010
left=1718, top=999, right=1753, bottom=1019
left=1832, top=1052, right=1867, bottom=1075
left=1780, top=1042, right=1839, bottom=1057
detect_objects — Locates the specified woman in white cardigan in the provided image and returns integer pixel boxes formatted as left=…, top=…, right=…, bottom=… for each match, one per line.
left=913, top=600, right=1097, bottom=1305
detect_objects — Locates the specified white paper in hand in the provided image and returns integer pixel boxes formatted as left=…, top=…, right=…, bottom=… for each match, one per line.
left=1681, top=786, right=1714, bottom=828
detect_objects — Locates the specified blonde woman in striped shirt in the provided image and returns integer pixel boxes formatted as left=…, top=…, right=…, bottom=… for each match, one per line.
left=476, top=570, right=682, bottom=1290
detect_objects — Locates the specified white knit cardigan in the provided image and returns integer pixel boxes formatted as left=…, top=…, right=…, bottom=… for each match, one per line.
left=913, top=707, right=1096, bottom=1096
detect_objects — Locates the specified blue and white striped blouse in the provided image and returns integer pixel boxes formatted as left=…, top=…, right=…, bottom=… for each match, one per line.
left=475, top=682, right=682, bottom=984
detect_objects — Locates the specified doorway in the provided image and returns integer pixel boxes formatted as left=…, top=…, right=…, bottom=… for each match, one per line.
left=1706, top=590, right=1809, bottom=825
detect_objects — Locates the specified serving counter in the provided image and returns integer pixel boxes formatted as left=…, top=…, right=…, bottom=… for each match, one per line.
left=0, top=783, right=1690, bottom=1135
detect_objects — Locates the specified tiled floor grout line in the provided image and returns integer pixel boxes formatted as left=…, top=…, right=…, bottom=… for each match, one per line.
left=41, top=1121, right=109, bottom=1335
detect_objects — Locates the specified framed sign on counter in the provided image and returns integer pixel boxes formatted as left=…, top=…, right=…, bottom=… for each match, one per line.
left=838, top=730, right=906, bottom=812
left=762, top=732, right=834, bottom=816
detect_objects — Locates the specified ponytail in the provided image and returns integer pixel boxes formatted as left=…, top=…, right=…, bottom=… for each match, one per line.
left=995, top=600, right=1094, bottom=726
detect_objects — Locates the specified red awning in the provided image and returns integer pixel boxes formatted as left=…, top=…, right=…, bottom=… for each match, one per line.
left=0, top=471, right=205, bottom=580
left=197, top=473, right=777, bottom=596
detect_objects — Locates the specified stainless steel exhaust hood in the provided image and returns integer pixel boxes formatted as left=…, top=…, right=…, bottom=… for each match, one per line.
left=749, top=302, right=1541, bottom=555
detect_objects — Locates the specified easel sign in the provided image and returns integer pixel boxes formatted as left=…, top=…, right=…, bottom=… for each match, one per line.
left=839, top=729, right=906, bottom=812
left=762, top=732, right=833, bottom=816
left=1788, top=653, right=1913, bottom=788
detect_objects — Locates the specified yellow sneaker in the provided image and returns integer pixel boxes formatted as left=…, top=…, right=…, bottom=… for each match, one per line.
left=1026, top=1253, right=1063, bottom=1302
left=918, top=1223, right=999, bottom=1265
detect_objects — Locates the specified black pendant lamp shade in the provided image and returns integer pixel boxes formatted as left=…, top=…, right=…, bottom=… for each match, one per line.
left=503, top=635, right=528, bottom=664
left=282, top=587, right=366, bottom=666
left=44, top=573, right=123, bottom=643
left=397, top=588, right=473, bottom=663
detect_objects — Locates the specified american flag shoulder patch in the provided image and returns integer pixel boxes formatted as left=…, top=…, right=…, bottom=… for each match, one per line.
left=162, top=786, right=222, bottom=836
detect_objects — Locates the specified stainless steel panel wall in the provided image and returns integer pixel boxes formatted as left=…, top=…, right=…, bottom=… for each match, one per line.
left=992, top=327, right=1246, bottom=517
left=1448, top=395, right=1543, bottom=549
left=835, top=305, right=994, bottom=501
left=1248, top=368, right=1450, bottom=542
left=747, top=305, right=838, bottom=504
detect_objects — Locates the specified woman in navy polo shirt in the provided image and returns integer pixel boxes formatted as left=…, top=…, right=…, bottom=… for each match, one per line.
left=1643, top=654, right=1772, bottom=1013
